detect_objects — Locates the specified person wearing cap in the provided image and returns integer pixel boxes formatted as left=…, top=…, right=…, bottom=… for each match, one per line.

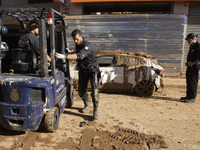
left=18, top=20, right=40, bottom=57
left=180, top=33, right=200, bottom=103
left=55, top=29, right=100, bottom=120
left=18, top=21, right=51, bottom=62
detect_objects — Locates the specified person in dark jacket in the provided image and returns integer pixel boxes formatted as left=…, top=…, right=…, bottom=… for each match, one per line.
left=18, top=20, right=40, bottom=57
left=18, top=20, right=51, bottom=61
left=56, top=29, right=99, bottom=120
left=180, top=33, right=200, bottom=103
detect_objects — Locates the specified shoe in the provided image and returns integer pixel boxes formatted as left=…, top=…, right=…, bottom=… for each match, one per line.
left=82, top=106, right=89, bottom=113
left=179, top=97, right=188, bottom=102
left=185, top=99, right=195, bottom=103
left=180, top=97, right=188, bottom=100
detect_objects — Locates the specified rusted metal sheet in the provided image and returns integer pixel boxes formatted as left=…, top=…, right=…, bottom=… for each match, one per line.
left=65, top=14, right=185, bottom=76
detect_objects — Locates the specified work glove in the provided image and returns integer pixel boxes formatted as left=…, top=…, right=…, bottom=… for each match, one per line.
left=55, top=52, right=67, bottom=59
left=66, top=47, right=71, bottom=52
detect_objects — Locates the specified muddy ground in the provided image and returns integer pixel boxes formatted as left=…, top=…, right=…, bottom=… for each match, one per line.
left=0, top=77, right=200, bottom=150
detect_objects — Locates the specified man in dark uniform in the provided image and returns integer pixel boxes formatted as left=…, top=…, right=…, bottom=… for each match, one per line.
left=180, top=33, right=200, bottom=103
left=56, top=29, right=99, bottom=120
left=18, top=20, right=40, bottom=57
left=18, top=21, right=51, bottom=61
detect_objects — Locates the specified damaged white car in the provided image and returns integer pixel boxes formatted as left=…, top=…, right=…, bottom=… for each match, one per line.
left=70, top=51, right=164, bottom=97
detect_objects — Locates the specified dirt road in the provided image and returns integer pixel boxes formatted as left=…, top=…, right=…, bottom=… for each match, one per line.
left=0, top=77, right=200, bottom=150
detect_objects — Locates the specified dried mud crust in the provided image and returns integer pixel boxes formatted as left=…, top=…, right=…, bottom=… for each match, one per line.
left=97, top=50, right=154, bottom=58
left=97, top=51, right=157, bottom=67
left=80, top=126, right=167, bottom=150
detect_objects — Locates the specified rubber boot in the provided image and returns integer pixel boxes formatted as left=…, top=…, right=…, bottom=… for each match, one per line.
left=93, top=107, right=98, bottom=120
left=82, top=101, right=89, bottom=113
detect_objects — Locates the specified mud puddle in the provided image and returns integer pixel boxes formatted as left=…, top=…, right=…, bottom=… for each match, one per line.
left=80, top=125, right=167, bottom=150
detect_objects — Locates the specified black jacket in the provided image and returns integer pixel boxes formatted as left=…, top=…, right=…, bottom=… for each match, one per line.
left=187, top=41, right=200, bottom=63
left=75, top=39, right=97, bottom=71
left=18, top=32, right=40, bottom=56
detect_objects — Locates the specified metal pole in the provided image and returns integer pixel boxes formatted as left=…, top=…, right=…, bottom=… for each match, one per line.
left=0, top=13, right=2, bottom=74
left=62, top=20, right=70, bottom=78
left=39, top=8, right=48, bottom=77
left=49, top=8, right=58, bottom=103
left=50, top=8, right=56, bottom=77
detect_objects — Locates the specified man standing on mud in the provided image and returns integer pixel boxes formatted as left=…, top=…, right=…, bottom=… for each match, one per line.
left=55, top=29, right=99, bottom=120
left=180, top=33, right=200, bottom=103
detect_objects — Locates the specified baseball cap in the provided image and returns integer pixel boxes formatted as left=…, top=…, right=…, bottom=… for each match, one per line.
left=185, top=33, right=197, bottom=40
left=28, top=20, right=38, bottom=31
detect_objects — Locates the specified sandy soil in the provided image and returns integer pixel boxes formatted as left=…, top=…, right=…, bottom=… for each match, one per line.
left=0, top=77, right=200, bottom=150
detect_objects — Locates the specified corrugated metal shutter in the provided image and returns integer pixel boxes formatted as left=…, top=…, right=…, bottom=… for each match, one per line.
left=182, top=2, right=200, bottom=75
left=65, top=14, right=185, bottom=76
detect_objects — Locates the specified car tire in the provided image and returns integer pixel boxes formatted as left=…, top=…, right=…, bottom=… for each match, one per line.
left=44, top=107, right=60, bottom=132
left=134, top=80, right=154, bottom=97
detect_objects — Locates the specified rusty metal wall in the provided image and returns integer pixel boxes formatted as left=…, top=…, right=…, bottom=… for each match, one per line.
left=65, top=14, right=185, bottom=76
left=182, top=2, right=200, bottom=76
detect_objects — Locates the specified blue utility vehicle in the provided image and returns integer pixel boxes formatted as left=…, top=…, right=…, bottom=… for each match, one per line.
left=0, top=7, right=74, bottom=132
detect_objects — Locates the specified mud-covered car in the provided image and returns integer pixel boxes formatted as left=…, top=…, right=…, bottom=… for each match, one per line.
left=70, top=51, right=164, bottom=97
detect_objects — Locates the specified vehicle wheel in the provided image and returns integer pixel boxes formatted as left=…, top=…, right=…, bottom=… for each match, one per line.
left=44, top=107, right=60, bottom=132
left=66, top=84, right=74, bottom=108
left=134, top=80, right=154, bottom=97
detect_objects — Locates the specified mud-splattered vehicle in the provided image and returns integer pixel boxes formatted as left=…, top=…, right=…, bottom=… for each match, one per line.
left=0, top=8, right=73, bottom=132
left=70, top=51, right=164, bottom=97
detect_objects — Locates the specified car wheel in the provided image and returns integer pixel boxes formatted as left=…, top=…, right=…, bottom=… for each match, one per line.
left=44, top=107, right=60, bottom=132
left=134, top=80, right=154, bottom=97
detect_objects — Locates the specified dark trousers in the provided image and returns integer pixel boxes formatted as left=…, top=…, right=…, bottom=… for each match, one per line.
left=78, top=70, right=99, bottom=107
left=186, top=66, right=199, bottom=99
